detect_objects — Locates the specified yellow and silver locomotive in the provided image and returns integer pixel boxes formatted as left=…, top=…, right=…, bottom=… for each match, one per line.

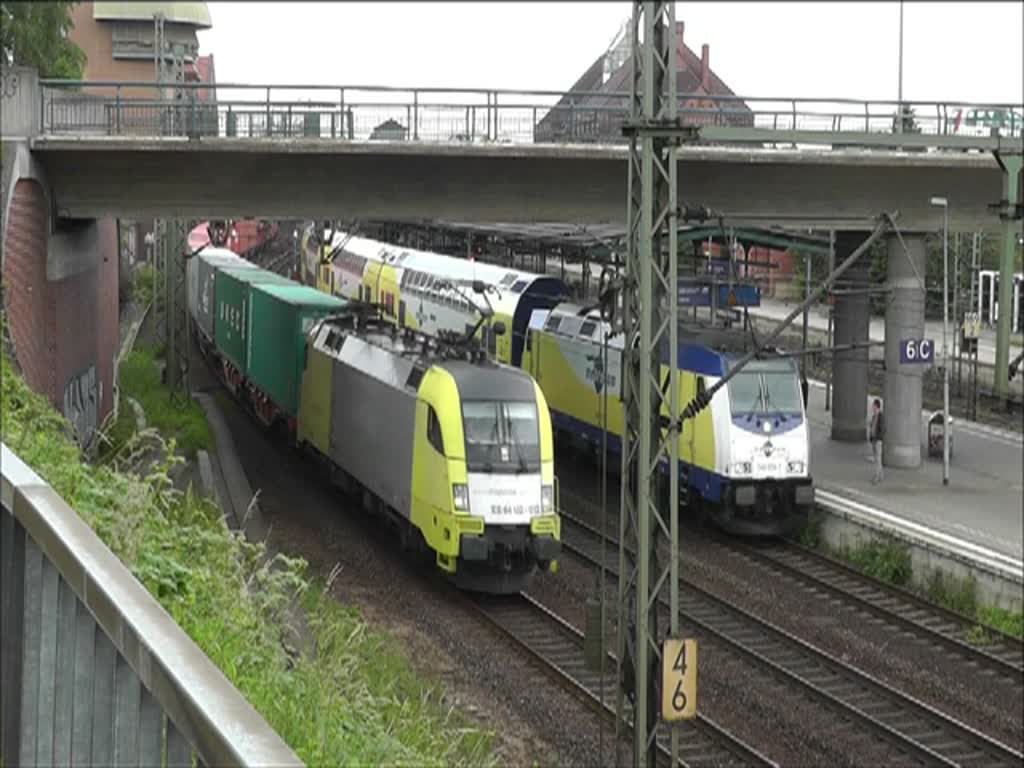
left=298, top=309, right=561, bottom=592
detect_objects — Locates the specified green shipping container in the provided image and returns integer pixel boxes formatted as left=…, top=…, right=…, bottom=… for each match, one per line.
left=213, top=266, right=294, bottom=373
left=191, top=249, right=249, bottom=342
left=247, top=284, right=347, bottom=416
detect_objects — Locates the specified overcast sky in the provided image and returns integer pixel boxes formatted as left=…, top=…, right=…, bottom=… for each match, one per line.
left=196, top=2, right=1023, bottom=104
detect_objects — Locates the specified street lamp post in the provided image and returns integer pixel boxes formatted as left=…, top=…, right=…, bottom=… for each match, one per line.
left=897, top=0, right=905, bottom=134
left=930, top=196, right=950, bottom=486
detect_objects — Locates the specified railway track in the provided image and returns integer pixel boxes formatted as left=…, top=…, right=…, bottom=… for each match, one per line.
left=468, top=592, right=776, bottom=768
left=557, top=499, right=1024, bottom=768
left=713, top=533, right=1024, bottom=677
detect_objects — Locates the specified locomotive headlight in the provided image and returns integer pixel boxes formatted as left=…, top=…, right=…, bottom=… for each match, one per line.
left=731, top=462, right=752, bottom=476
left=787, top=460, right=805, bottom=474
left=452, top=483, right=470, bottom=512
left=541, top=484, right=554, bottom=513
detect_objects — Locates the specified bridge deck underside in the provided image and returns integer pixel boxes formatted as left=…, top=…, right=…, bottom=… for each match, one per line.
left=30, top=139, right=1010, bottom=232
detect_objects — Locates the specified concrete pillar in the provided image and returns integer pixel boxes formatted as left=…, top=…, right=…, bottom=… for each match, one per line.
left=883, top=233, right=926, bottom=468
left=831, top=231, right=871, bottom=442
left=994, top=153, right=1022, bottom=400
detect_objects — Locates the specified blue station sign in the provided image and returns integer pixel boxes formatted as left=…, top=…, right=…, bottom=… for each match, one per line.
left=677, top=280, right=761, bottom=308
left=899, top=338, right=935, bottom=364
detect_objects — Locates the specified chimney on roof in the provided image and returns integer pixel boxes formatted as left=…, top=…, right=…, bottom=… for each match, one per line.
left=676, top=21, right=685, bottom=68
left=701, top=43, right=710, bottom=91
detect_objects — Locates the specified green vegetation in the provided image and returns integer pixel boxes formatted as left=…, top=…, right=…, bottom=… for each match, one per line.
left=132, top=263, right=157, bottom=308
left=118, top=345, right=211, bottom=457
left=1, top=322, right=496, bottom=766
left=925, top=569, right=977, bottom=617
left=801, top=528, right=1024, bottom=641
left=1, top=1, right=86, bottom=78
left=842, top=538, right=913, bottom=586
left=978, top=605, right=1024, bottom=639
left=797, top=517, right=821, bottom=549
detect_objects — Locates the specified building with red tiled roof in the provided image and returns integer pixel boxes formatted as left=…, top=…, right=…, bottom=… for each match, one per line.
left=536, top=20, right=753, bottom=143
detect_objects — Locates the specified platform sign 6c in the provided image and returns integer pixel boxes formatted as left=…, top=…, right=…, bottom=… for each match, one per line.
left=661, top=638, right=698, bottom=722
left=900, top=338, right=934, bottom=364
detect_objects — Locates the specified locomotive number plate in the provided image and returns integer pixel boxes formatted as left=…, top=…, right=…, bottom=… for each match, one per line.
left=490, top=503, right=541, bottom=517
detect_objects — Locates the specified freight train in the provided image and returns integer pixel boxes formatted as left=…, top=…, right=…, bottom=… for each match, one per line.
left=186, top=244, right=561, bottom=592
left=302, top=226, right=814, bottom=535
left=188, top=219, right=281, bottom=258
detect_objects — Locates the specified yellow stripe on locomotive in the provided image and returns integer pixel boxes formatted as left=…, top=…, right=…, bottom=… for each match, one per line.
left=522, top=320, right=717, bottom=472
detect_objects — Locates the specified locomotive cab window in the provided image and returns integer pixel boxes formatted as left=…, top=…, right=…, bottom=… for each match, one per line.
left=462, top=400, right=541, bottom=472
left=427, top=406, right=445, bottom=454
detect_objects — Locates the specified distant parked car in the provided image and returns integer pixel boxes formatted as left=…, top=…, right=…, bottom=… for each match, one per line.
left=949, top=108, right=1023, bottom=138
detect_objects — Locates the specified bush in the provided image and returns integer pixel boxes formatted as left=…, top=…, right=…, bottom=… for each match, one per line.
left=133, top=263, right=157, bottom=307
left=119, top=346, right=211, bottom=457
left=1, top=331, right=496, bottom=766
left=843, top=538, right=913, bottom=586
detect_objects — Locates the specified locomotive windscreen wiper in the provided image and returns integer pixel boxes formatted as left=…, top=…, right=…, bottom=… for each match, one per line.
left=504, top=409, right=529, bottom=474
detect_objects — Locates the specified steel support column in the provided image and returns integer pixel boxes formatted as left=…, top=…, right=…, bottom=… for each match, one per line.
left=615, top=3, right=681, bottom=766
left=993, top=152, right=1022, bottom=401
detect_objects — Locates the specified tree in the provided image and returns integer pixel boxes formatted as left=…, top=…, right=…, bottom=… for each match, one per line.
left=1, top=1, right=85, bottom=78
left=894, top=104, right=922, bottom=135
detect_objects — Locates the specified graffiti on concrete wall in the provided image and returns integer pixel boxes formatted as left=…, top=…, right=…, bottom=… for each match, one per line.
left=63, top=364, right=101, bottom=445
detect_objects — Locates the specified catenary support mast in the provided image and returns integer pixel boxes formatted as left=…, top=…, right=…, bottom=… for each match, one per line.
left=615, top=3, right=688, bottom=765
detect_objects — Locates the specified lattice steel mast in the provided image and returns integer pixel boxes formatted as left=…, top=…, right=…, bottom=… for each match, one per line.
left=152, top=12, right=195, bottom=398
left=615, top=3, right=690, bottom=766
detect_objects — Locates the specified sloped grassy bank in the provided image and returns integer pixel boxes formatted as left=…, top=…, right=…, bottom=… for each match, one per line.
left=1, top=333, right=496, bottom=766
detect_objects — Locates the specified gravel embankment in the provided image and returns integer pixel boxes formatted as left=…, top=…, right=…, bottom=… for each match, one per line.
left=556, top=453, right=1024, bottom=755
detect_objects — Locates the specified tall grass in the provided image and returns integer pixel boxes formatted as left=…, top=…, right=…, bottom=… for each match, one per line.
left=1, top=329, right=496, bottom=766
left=118, top=345, right=211, bottom=457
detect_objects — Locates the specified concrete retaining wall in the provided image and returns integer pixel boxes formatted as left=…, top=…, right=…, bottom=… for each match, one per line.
left=811, top=493, right=1023, bottom=614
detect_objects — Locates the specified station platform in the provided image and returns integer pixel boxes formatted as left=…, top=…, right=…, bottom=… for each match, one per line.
left=805, top=381, right=1024, bottom=561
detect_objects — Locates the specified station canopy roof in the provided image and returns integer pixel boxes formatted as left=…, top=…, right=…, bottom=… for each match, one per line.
left=396, top=220, right=831, bottom=258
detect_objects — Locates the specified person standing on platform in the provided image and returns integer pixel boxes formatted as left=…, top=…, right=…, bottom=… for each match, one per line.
left=869, top=398, right=885, bottom=484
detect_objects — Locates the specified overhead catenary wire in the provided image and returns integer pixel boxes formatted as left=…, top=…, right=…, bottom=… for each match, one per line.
left=682, top=212, right=897, bottom=420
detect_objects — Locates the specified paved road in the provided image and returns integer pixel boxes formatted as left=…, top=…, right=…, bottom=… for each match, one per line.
left=806, top=380, right=1023, bottom=560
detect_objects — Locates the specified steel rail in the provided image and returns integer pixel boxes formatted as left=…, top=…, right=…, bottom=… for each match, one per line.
left=466, top=591, right=775, bottom=768
left=720, top=533, right=1024, bottom=676
left=558, top=500, right=1023, bottom=767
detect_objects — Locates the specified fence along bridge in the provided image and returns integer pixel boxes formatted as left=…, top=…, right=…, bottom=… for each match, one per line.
left=1, top=444, right=303, bottom=768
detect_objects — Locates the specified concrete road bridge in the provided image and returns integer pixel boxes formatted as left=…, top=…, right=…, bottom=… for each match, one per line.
left=2, top=74, right=1020, bottom=231
left=1, top=68, right=1021, bottom=422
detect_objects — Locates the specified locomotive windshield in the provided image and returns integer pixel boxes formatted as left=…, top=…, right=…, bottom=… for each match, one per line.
left=728, top=363, right=803, bottom=415
left=462, top=400, right=541, bottom=472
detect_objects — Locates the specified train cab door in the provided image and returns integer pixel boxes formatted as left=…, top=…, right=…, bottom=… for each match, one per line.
left=399, top=300, right=407, bottom=327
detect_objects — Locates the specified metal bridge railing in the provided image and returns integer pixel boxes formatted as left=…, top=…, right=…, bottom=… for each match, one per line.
left=0, top=443, right=303, bottom=768
left=37, top=81, right=1024, bottom=148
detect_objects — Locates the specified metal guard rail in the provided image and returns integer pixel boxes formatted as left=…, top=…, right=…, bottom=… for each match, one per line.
left=37, top=80, right=1024, bottom=146
left=1, top=443, right=303, bottom=768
